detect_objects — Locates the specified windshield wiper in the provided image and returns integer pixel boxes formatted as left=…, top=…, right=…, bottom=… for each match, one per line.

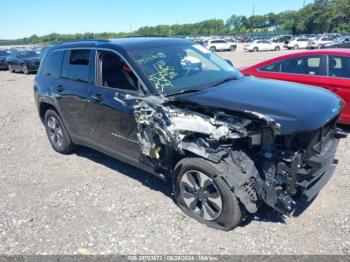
left=213, top=76, right=238, bottom=87
left=165, top=89, right=202, bottom=97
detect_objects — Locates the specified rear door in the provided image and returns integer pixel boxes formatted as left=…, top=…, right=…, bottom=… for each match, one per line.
left=216, top=40, right=227, bottom=50
left=321, top=55, right=350, bottom=123
left=88, top=49, right=141, bottom=160
left=261, top=40, right=271, bottom=51
left=54, top=49, right=95, bottom=139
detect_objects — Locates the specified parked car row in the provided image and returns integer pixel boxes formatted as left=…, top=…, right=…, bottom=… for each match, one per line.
left=243, top=33, right=350, bottom=52
left=0, top=48, right=41, bottom=74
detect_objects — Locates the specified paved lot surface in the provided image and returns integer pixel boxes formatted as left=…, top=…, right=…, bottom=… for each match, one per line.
left=0, top=49, right=349, bottom=255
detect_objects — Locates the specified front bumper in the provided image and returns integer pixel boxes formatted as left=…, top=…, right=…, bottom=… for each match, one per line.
left=296, top=138, right=339, bottom=201
left=258, top=125, right=345, bottom=214
left=26, top=63, right=39, bottom=71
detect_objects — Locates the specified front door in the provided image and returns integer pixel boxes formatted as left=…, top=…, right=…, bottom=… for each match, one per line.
left=88, top=50, right=141, bottom=160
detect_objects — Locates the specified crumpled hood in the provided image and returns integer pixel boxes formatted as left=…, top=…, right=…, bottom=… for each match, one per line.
left=176, top=76, right=343, bottom=134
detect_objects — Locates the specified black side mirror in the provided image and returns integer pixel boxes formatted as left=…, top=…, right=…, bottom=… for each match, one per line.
left=225, top=59, right=234, bottom=67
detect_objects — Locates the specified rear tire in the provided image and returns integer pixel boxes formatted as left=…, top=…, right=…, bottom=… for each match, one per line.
left=173, top=156, right=244, bottom=231
left=229, top=45, right=236, bottom=51
left=293, top=45, right=299, bottom=50
left=274, top=46, right=281, bottom=51
left=44, top=109, right=76, bottom=154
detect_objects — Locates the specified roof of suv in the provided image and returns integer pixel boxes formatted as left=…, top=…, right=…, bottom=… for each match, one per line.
left=52, top=37, right=193, bottom=51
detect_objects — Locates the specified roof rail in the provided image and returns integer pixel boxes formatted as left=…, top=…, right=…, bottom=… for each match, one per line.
left=55, top=39, right=110, bottom=45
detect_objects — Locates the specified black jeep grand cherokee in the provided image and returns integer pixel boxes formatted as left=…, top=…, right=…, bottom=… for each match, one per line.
left=34, top=38, right=346, bottom=230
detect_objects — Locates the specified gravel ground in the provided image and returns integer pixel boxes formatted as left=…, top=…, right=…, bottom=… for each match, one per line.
left=0, top=49, right=349, bottom=255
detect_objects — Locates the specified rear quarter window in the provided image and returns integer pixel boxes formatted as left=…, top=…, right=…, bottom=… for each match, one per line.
left=41, top=50, right=64, bottom=78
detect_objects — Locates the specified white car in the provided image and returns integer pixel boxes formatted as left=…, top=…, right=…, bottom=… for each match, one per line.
left=243, top=40, right=282, bottom=52
left=205, top=39, right=237, bottom=52
left=309, top=36, right=334, bottom=49
left=285, top=38, right=311, bottom=49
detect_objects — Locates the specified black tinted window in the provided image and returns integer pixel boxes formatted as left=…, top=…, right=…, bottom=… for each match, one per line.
left=328, top=55, right=350, bottom=78
left=260, top=61, right=281, bottom=72
left=98, top=51, right=137, bottom=91
left=280, top=56, right=324, bottom=75
left=63, top=50, right=91, bottom=83
left=42, top=51, right=64, bottom=78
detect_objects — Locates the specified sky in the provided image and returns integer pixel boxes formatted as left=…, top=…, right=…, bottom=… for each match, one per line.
left=0, top=0, right=313, bottom=39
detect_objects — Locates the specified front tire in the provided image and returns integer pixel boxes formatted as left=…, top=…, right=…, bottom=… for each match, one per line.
left=293, top=44, right=299, bottom=50
left=23, top=64, right=29, bottom=75
left=174, top=157, right=244, bottom=231
left=44, top=109, right=75, bottom=154
left=274, top=46, right=281, bottom=51
left=209, top=46, right=216, bottom=52
left=253, top=47, right=259, bottom=52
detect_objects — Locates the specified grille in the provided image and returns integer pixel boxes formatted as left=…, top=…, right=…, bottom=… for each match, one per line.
left=298, top=117, right=337, bottom=156
left=284, top=116, right=338, bottom=159
left=312, top=127, right=332, bottom=153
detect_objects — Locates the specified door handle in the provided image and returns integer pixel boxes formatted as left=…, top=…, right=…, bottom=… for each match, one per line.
left=91, top=94, right=103, bottom=103
left=56, top=85, right=65, bottom=92
left=113, top=92, right=127, bottom=106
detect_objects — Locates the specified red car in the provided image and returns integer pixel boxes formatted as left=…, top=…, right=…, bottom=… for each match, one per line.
left=241, top=49, right=350, bottom=125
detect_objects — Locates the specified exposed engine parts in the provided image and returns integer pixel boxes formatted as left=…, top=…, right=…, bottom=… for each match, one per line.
left=131, top=96, right=341, bottom=215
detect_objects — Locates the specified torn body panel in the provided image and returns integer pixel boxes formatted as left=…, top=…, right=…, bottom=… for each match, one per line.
left=130, top=95, right=342, bottom=215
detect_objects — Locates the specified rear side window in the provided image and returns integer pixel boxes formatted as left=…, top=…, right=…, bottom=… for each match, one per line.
left=260, top=61, right=282, bottom=72
left=280, top=55, right=325, bottom=76
left=42, top=51, right=64, bottom=78
left=328, top=55, right=350, bottom=78
left=62, top=50, right=91, bottom=83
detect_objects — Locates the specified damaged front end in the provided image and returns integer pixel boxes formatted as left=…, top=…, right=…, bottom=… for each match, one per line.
left=130, top=95, right=345, bottom=215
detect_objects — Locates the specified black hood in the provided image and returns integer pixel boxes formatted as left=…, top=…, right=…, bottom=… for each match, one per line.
left=176, top=76, right=343, bottom=134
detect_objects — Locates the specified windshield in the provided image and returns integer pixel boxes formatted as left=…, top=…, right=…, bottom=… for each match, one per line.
left=130, top=43, right=243, bottom=95
left=17, top=51, right=37, bottom=58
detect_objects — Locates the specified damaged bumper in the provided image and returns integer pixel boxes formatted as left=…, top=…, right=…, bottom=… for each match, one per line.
left=255, top=125, right=345, bottom=214
left=297, top=138, right=338, bottom=202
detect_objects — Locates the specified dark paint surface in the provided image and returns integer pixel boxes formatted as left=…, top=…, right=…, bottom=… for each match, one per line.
left=240, top=49, right=350, bottom=125
left=176, top=76, right=342, bottom=134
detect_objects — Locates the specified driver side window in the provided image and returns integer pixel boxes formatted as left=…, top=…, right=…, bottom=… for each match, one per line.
left=97, top=51, right=138, bottom=91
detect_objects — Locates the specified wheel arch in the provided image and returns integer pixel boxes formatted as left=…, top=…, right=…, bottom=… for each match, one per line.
left=39, top=102, right=59, bottom=123
left=172, top=147, right=260, bottom=214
